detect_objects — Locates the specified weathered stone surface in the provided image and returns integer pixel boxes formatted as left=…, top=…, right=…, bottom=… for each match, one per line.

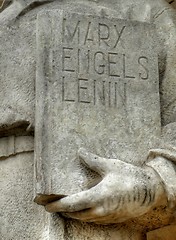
left=166, top=0, right=176, bottom=8
left=1, top=1, right=176, bottom=240
left=0, top=137, right=65, bottom=240
left=147, top=225, right=176, bottom=240
left=35, top=10, right=160, bottom=201
left=0, top=150, right=46, bottom=240
left=0, top=136, right=34, bottom=159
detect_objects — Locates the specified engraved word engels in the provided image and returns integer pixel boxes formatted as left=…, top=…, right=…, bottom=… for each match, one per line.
left=59, top=16, right=150, bottom=107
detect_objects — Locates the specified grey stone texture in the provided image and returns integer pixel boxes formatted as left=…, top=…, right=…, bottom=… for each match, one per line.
left=1, top=0, right=176, bottom=240
left=0, top=151, right=44, bottom=240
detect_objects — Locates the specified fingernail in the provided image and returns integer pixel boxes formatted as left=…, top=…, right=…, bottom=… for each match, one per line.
left=45, top=205, right=54, bottom=213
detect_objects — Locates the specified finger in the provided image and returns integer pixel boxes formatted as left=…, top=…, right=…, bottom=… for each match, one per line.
left=65, top=208, right=126, bottom=224
left=64, top=207, right=119, bottom=224
left=78, top=148, right=110, bottom=175
left=64, top=206, right=107, bottom=221
left=45, top=184, right=103, bottom=213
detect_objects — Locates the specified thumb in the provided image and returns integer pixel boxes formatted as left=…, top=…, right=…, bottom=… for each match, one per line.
left=78, top=148, right=110, bottom=175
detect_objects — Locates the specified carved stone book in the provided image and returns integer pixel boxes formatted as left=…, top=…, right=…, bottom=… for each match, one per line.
left=34, top=10, right=160, bottom=204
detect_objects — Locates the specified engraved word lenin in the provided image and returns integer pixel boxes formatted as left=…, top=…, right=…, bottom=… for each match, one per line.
left=61, top=15, right=149, bottom=107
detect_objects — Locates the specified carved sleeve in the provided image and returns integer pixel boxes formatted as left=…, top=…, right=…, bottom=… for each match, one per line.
left=151, top=0, right=176, bottom=126
left=144, top=0, right=176, bottom=206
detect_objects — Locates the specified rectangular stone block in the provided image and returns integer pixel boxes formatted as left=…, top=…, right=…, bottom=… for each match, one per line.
left=35, top=10, right=161, bottom=202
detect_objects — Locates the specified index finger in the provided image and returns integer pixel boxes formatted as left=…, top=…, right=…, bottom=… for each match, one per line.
left=45, top=182, right=104, bottom=213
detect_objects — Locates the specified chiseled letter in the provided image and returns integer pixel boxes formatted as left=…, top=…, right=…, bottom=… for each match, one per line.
left=138, top=56, right=149, bottom=80
left=63, top=18, right=80, bottom=44
left=94, top=52, right=105, bottom=75
left=113, top=25, right=126, bottom=48
left=99, top=23, right=110, bottom=47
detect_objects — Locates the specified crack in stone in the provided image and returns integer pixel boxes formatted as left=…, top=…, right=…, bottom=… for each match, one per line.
left=154, top=7, right=171, bottom=19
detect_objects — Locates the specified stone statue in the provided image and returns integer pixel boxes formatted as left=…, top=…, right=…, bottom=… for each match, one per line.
left=1, top=0, right=176, bottom=239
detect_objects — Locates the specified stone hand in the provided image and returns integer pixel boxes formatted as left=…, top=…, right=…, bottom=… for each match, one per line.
left=45, top=148, right=166, bottom=224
